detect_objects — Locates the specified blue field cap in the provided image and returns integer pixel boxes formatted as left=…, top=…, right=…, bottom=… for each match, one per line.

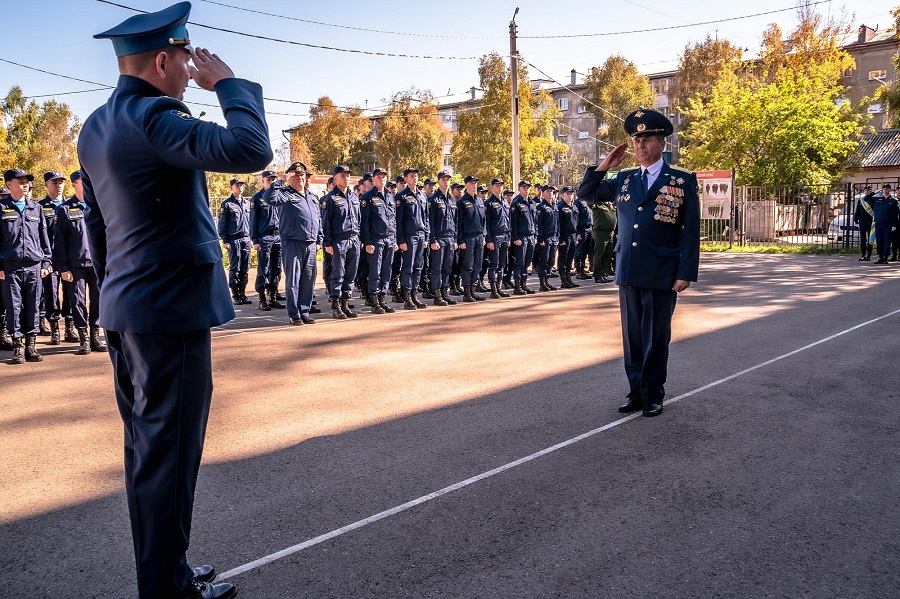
left=43, top=171, right=65, bottom=182
left=70, top=170, right=82, bottom=183
left=94, top=2, right=193, bottom=57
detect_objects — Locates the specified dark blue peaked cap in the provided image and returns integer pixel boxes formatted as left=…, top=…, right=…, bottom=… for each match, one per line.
left=94, top=1, right=193, bottom=57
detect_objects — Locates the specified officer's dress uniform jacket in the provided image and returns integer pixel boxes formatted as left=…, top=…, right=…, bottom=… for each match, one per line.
left=53, top=197, right=100, bottom=329
left=321, top=186, right=361, bottom=299
left=395, top=187, right=429, bottom=290
left=0, top=198, right=51, bottom=336
left=78, top=73, right=273, bottom=598
left=249, top=186, right=282, bottom=295
left=360, top=187, right=397, bottom=296
left=577, top=162, right=700, bottom=407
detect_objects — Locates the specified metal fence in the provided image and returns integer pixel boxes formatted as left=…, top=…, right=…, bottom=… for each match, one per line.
left=700, top=182, right=895, bottom=249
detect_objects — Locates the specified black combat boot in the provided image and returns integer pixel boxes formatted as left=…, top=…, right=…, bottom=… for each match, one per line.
left=240, top=284, right=252, bottom=305
left=76, top=327, right=91, bottom=355
left=64, top=317, right=79, bottom=342
left=10, top=336, right=25, bottom=365
left=521, top=277, right=535, bottom=294
left=476, top=278, right=490, bottom=293
left=567, top=270, right=580, bottom=288
left=25, top=334, right=43, bottom=362
left=502, top=274, right=513, bottom=290
left=441, top=287, right=457, bottom=305
left=470, top=284, right=486, bottom=301
left=462, top=284, right=475, bottom=302
left=411, top=289, right=427, bottom=309
left=560, top=271, right=574, bottom=289
left=340, top=295, right=358, bottom=318
left=371, top=298, right=385, bottom=314
left=39, top=317, right=51, bottom=336
left=0, top=327, right=13, bottom=351
left=433, top=287, right=447, bottom=306
left=90, top=327, right=108, bottom=352
left=489, top=282, right=501, bottom=299
left=513, top=278, right=527, bottom=296
left=49, top=320, right=61, bottom=345
left=267, top=289, right=284, bottom=309
left=232, top=289, right=243, bottom=306
left=258, top=292, right=271, bottom=311
left=546, top=275, right=557, bottom=291
left=539, top=276, right=551, bottom=292
left=403, top=288, right=417, bottom=310
left=378, top=293, right=396, bottom=313
left=454, top=276, right=466, bottom=295
left=331, top=298, right=347, bottom=319
left=421, top=281, right=435, bottom=300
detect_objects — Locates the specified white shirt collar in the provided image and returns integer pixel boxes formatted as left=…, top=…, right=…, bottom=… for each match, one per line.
left=641, top=157, right=664, bottom=177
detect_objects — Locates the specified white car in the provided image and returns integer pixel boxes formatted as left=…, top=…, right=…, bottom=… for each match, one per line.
left=827, top=192, right=879, bottom=243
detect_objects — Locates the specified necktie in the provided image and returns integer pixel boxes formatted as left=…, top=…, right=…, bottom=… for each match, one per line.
left=641, top=169, right=648, bottom=195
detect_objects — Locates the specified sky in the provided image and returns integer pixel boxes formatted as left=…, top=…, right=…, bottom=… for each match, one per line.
left=4, top=0, right=899, bottom=155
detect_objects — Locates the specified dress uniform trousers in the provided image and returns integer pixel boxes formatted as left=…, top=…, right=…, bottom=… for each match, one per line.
left=226, top=237, right=251, bottom=291
left=283, top=239, right=317, bottom=320
left=459, top=235, right=485, bottom=286
left=3, top=264, right=42, bottom=337
left=536, top=240, right=558, bottom=277
left=253, top=238, right=282, bottom=296
left=486, top=236, right=509, bottom=283
left=857, top=221, right=872, bottom=254
left=574, top=230, right=592, bottom=269
left=367, top=237, right=395, bottom=296
left=557, top=234, right=577, bottom=273
left=356, top=244, right=369, bottom=290
left=67, top=266, right=100, bottom=329
left=322, top=250, right=333, bottom=298
left=40, top=270, right=70, bottom=322
left=875, top=222, right=893, bottom=259
left=106, top=328, right=213, bottom=599
left=619, top=286, right=677, bottom=407
left=329, top=234, right=360, bottom=300
left=400, top=231, right=426, bottom=290
left=421, top=243, right=431, bottom=290
left=430, top=238, right=455, bottom=289
left=513, top=236, right=536, bottom=280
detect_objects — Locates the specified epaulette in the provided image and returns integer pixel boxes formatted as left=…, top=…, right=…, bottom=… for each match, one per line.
left=667, top=165, right=694, bottom=175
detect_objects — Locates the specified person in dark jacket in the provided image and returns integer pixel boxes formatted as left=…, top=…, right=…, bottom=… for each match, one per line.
left=53, top=170, right=106, bottom=354
left=536, top=185, right=560, bottom=292
left=573, top=192, right=593, bottom=278
left=250, top=170, right=284, bottom=310
left=321, top=165, right=361, bottom=318
left=873, top=184, right=900, bottom=265
left=483, top=178, right=511, bottom=299
left=510, top=181, right=538, bottom=295
left=360, top=168, right=398, bottom=314
left=395, top=168, right=430, bottom=309
left=426, top=171, right=458, bottom=306
left=457, top=175, right=487, bottom=302
left=79, top=4, right=272, bottom=596
left=218, top=177, right=252, bottom=305
left=853, top=185, right=875, bottom=261
left=557, top=186, right=580, bottom=289
left=38, top=170, right=76, bottom=343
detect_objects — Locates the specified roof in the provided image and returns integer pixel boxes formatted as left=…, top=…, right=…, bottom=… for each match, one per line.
left=857, top=129, right=900, bottom=168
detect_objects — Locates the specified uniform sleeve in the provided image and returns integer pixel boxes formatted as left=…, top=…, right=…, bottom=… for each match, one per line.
left=263, top=181, right=286, bottom=206
left=314, top=194, right=324, bottom=246
left=322, top=196, right=333, bottom=246
left=426, top=199, right=437, bottom=244
left=38, top=208, right=52, bottom=270
left=52, top=206, right=69, bottom=273
left=217, top=201, right=228, bottom=240
left=577, top=167, right=616, bottom=205
left=455, top=199, right=465, bottom=244
left=510, top=202, right=520, bottom=241
left=81, top=169, right=107, bottom=286
left=677, top=173, right=701, bottom=283
left=249, top=200, right=259, bottom=244
left=145, top=78, right=273, bottom=173
left=360, top=192, right=371, bottom=246
left=396, top=194, right=406, bottom=241
left=422, top=195, right=430, bottom=240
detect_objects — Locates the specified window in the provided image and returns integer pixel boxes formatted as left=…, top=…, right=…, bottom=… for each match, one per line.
left=557, top=124, right=569, bottom=137
left=577, top=131, right=589, bottom=140
left=577, top=105, right=587, bottom=113
left=444, top=115, right=454, bottom=122
left=869, top=69, right=887, bottom=81
left=557, top=97, right=569, bottom=111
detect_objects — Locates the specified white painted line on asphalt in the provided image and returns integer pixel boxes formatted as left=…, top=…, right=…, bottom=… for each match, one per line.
left=217, top=305, right=900, bottom=581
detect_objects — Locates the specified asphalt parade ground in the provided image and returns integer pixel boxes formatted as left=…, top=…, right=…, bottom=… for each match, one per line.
left=2, top=253, right=900, bottom=598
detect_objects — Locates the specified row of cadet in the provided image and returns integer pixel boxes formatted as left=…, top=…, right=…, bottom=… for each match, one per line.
left=0, top=169, right=106, bottom=364
left=852, top=183, right=900, bottom=264
left=217, top=164, right=621, bottom=324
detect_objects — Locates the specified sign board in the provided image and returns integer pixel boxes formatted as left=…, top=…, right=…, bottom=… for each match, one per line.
left=307, top=174, right=360, bottom=198
left=696, top=170, right=733, bottom=219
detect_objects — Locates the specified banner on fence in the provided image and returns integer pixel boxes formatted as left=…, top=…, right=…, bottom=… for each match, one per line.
left=697, top=170, right=733, bottom=219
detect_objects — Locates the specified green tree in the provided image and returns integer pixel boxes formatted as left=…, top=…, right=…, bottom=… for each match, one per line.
left=582, top=55, right=655, bottom=166
left=669, top=36, right=744, bottom=116
left=452, top=53, right=567, bottom=184
left=290, top=97, right=370, bottom=174
left=2, top=86, right=80, bottom=197
left=680, top=5, right=866, bottom=185
left=374, top=88, right=448, bottom=177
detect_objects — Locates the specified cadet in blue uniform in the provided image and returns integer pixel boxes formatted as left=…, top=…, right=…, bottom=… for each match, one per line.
left=360, top=168, right=397, bottom=314
left=873, top=184, right=900, bottom=265
left=395, top=168, right=429, bottom=309
left=218, top=177, right=252, bottom=305
left=1, top=169, right=52, bottom=364
left=355, top=172, right=373, bottom=304
left=250, top=170, right=284, bottom=311
left=536, top=185, right=560, bottom=292
left=456, top=175, right=487, bottom=302
left=426, top=171, right=458, bottom=306
left=577, top=109, right=700, bottom=418
left=574, top=191, right=593, bottom=279
left=264, top=162, right=321, bottom=325
left=484, top=178, right=511, bottom=299
left=557, top=186, right=580, bottom=289
left=53, top=170, right=107, bottom=354
left=853, top=185, right=875, bottom=261
left=510, top=180, right=537, bottom=295
left=0, top=186, right=12, bottom=351
left=38, top=170, right=75, bottom=344
left=79, top=4, right=272, bottom=597
left=322, top=165, right=361, bottom=319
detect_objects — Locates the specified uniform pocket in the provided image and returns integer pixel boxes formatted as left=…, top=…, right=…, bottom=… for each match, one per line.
left=192, top=239, right=222, bottom=265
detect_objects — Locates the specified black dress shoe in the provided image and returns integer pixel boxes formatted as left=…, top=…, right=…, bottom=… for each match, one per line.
left=192, top=565, right=216, bottom=583
left=301, top=315, right=316, bottom=324
left=617, top=397, right=643, bottom=413
left=642, top=403, right=663, bottom=417
left=182, top=580, right=236, bottom=599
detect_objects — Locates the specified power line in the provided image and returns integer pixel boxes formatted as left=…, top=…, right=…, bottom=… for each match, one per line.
left=0, top=58, right=113, bottom=89
left=96, top=0, right=480, bottom=60
left=518, top=2, right=830, bottom=38
left=198, top=0, right=500, bottom=40
left=524, top=60, right=625, bottom=123
left=21, top=87, right=112, bottom=99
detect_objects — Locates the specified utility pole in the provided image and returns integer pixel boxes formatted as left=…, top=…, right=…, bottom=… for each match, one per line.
left=510, top=7, right=521, bottom=186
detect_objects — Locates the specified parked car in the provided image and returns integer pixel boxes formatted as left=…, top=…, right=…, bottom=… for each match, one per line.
left=827, top=191, right=880, bottom=243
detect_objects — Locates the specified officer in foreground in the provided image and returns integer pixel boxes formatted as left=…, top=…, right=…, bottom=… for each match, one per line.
left=577, top=109, right=700, bottom=417
left=78, top=2, right=273, bottom=597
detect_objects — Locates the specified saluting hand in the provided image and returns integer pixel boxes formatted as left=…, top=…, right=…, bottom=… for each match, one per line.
left=188, top=48, right=235, bottom=91
left=596, top=142, right=629, bottom=171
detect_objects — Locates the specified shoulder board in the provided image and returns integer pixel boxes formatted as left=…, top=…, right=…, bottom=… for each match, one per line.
left=667, top=165, right=694, bottom=175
